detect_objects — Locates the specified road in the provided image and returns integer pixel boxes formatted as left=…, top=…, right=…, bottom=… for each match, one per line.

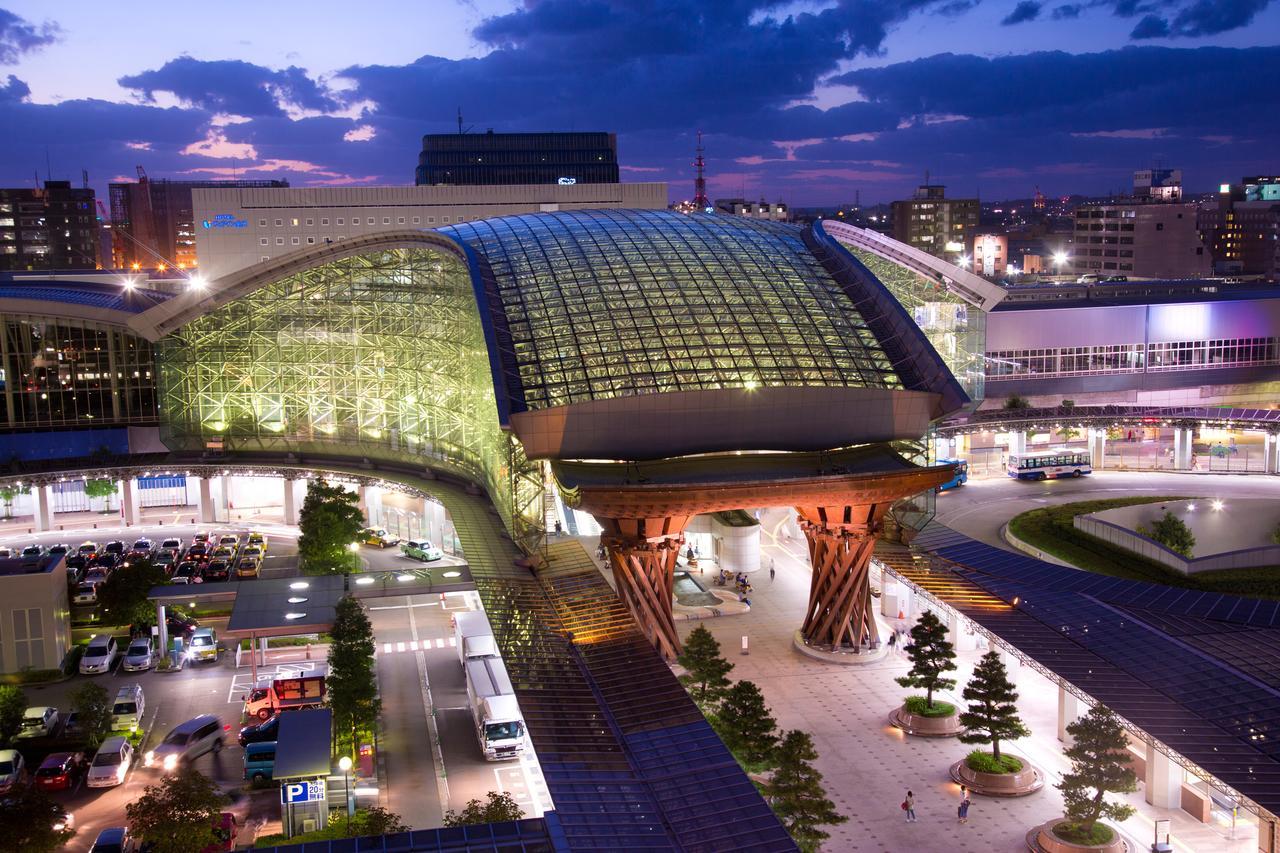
left=934, top=469, right=1280, bottom=548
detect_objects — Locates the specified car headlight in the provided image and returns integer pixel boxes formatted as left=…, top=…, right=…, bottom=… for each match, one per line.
left=163, top=754, right=178, bottom=772
left=144, top=750, right=155, bottom=766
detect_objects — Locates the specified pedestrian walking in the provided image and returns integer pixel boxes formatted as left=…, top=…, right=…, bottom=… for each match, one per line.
left=887, top=631, right=897, bottom=650
left=554, top=520, right=562, bottom=536
left=769, top=557, right=776, bottom=582
left=903, top=790, right=916, bottom=823
left=958, top=796, right=970, bottom=824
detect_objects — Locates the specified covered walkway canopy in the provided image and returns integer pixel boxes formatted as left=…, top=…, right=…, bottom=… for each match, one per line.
left=937, top=404, right=1280, bottom=437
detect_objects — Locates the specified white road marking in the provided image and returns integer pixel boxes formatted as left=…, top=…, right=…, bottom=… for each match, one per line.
left=383, top=643, right=393, bottom=654
left=396, top=642, right=406, bottom=652
left=409, top=641, right=419, bottom=651
left=435, top=638, right=444, bottom=648
left=406, top=594, right=451, bottom=816
left=447, top=637, right=456, bottom=647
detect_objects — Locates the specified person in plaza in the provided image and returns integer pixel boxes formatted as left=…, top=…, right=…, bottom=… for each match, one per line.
left=769, top=557, right=776, bottom=582
left=903, top=790, right=916, bottom=822
left=958, top=795, right=970, bottom=824
left=887, top=630, right=896, bottom=650
left=553, top=520, right=562, bottom=536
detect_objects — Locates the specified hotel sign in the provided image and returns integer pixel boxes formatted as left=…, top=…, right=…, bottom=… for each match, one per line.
left=202, top=214, right=248, bottom=229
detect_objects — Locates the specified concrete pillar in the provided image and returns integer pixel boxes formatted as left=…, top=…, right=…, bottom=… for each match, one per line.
left=1058, top=684, right=1080, bottom=745
left=121, top=478, right=141, bottom=526
left=357, top=485, right=369, bottom=524
left=880, top=581, right=900, bottom=618
left=197, top=477, right=214, bottom=524
left=283, top=478, right=299, bottom=527
left=1089, top=429, right=1107, bottom=470
left=218, top=475, right=231, bottom=522
left=947, top=610, right=976, bottom=652
left=1266, top=432, right=1279, bottom=475
left=1145, top=742, right=1182, bottom=809
left=33, top=484, right=53, bottom=532
left=1173, top=427, right=1193, bottom=470
left=156, top=602, right=168, bottom=659
left=934, top=436, right=951, bottom=461
left=1008, top=431, right=1027, bottom=456
left=1001, top=649, right=1021, bottom=682
left=423, top=498, right=445, bottom=546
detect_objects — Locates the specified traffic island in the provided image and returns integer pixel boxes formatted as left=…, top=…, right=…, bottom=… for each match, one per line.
left=1026, top=819, right=1130, bottom=853
left=949, top=751, right=1044, bottom=796
left=791, top=630, right=888, bottom=664
left=888, top=697, right=964, bottom=737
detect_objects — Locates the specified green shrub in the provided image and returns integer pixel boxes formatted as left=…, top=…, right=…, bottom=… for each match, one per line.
left=1053, top=821, right=1115, bottom=845
left=903, top=696, right=955, bottom=717
left=964, top=749, right=1023, bottom=774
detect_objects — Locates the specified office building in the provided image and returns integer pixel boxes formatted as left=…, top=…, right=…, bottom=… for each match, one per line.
left=1069, top=202, right=1210, bottom=279
left=972, top=234, right=1008, bottom=278
left=0, top=554, right=70, bottom=672
left=1133, top=168, right=1183, bottom=201
left=1198, top=178, right=1280, bottom=279
left=0, top=181, right=99, bottom=271
left=415, top=131, right=619, bottom=186
left=109, top=177, right=288, bottom=271
left=192, top=182, right=667, bottom=279
left=713, top=198, right=789, bottom=221
left=891, top=185, right=979, bottom=260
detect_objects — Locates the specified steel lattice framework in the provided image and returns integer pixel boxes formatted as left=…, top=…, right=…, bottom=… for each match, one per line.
left=156, top=247, right=542, bottom=544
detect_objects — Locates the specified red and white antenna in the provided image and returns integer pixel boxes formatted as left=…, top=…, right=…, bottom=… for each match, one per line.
left=692, top=130, right=709, bottom=210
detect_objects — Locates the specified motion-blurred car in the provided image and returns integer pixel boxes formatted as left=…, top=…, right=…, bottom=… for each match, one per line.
left=34, top=752, right=87, bottom=792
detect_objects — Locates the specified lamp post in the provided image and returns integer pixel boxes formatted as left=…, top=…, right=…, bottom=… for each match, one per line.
left=1053, top=251, right=1067, bottom=278
left=338, top=755, right=354, bottom=830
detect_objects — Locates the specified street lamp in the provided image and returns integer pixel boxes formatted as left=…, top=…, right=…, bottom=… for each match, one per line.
left=338, top=755, right=354, bottom=830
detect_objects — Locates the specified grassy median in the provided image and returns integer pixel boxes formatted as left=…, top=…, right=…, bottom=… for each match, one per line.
left=1007, top=496, right=1280, bottom=599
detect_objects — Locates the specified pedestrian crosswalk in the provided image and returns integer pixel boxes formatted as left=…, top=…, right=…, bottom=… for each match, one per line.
left=379, top=636, right=456, bottom=655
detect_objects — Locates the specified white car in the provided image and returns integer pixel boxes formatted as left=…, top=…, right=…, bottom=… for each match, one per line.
left=86, top=737, right=132, bottom=788
left=16, top=706, right=58, bottom=739
left=73, top=579, right=103, bottom=605
left=121, top=637, right=156, bottom=672
left=79, top=635, right=120, bottom=675
left=0, top=749, right=26, bottom=792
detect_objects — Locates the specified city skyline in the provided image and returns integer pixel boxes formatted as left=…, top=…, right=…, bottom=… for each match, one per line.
left=0, top=0, right=1276, bottom=206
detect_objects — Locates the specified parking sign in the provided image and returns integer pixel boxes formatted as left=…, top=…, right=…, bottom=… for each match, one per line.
left=281, top=779, right=326, bottom=804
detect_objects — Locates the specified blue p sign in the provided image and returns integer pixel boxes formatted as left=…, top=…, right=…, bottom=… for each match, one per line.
left=282, top=781, right=325, bottom=804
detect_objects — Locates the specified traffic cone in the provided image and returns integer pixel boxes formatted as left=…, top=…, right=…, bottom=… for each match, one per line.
left=898, top=610, right=905, bottom=620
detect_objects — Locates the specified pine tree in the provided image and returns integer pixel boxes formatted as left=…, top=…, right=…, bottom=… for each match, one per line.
left=676, top=625, right=733, bottom=710
left=716, top=680, right=779, bottom=770
left=1058, top=705, right=1137, bottom=837
left=765, top=730, right=847, bottom=853
left=297, top=479, right=365, bottom=574
left=895, top=610, right=956, bottom=709
left=958, top=651, right=1029, bottom=762
left=327, top=595, right=380, bottom=758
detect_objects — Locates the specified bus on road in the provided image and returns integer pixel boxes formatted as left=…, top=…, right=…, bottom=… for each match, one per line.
left=937, top=458, right=969, bottom=491
left=1007, top=449, right=1092, bottom=480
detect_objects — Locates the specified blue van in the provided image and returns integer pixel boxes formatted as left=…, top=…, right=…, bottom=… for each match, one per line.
left=243, top=741, right=276, bottom=784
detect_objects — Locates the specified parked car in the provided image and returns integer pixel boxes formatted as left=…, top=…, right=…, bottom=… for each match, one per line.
left=240, top=544, right=264, bottom=562
left=79, top=634, right=120, bottom=675
left=87, top=737, right=133, bottom=788
left=0, top=546, right=12, bottom=558
left=234, top=557, right=260, bottom=578
left=73, top=581, right=102, bottom=605
left=192, top=532, right=212, bottom=546
left=210, top=546, right=235, bottom=563
left=77, top=541, right=100, bottom=559
left=188, top=628, right=218, bottom=663
left=218, top=534, right=240, bottom=550
left=154, top=550, right=178, bottom=572
left=402, top=539, right=444, bottom=562
left=203, top=812, right=239, bottom=853
left=128, top=538, right=154, bottom=557
left=16, top=706, right=58, bottom=739
left=159, top=537, right=183, bottom=552
left=247, top=531, right=266, bottom=552
left=243, top=741, right=276, bottom=784
left=146, top=715, right=223, bottom=772
left=65, top=553, right=88, bottom=576
left=47, top=543, right=71, bottom=557
left=122, top=637, right=156, bottom=671
left=20, top=544, right=44, bottom=562
left=82, top=568, right=109, bottom=586
left=203, top=559, right=231, bottom=582
left=92, top=553, right=122, bottom=571
left=361, top=527, right=400, bottom=547
left=34, top=751, right=87, bottom=792
left=238, top=712, right=283, bottom=746
left=166, top=612, right=199, bottom=637
left=89, top=827, right=138, bottom=853
left=172, top=561, right=201, bottom=584
left=103, top=540, right=126, bottom=556
left=112, top=684, right=145, bottom=731
left=62, top=711, right=82, bottom=737
left=0, top=749, right=27, bottom=793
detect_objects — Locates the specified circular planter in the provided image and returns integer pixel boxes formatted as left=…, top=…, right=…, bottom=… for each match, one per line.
left=888, top=702, right=965, bottom=737
left=1026, top=819, right=1129, bottom=853
left=950, top=756, right=1044, bottom=797
left=792, top=630, right=887, bottom=665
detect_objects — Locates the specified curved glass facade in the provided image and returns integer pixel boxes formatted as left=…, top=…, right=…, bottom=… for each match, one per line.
left=156, top=247, right=542, bottom=544
left=442, top=210, right=903, bottom=412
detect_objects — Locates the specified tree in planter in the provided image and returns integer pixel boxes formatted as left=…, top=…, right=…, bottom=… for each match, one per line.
left=676, top=625, right=733, bottom=710
left=443, top=791, right=524, bottom=827
left=1142, top=510, right=1196, bottom=557
left=125, top=766, right=229, bottom=853
left=0, top=685, right=26, bottom=745
left=895, top=610, right=957, bottom=711
left=0, top=780, right=75, bottom=852
left=1003, top=394, right=1031, bottom=410
left=83, top=477, right=118, bottom=512
left=0, top=483, right=29, bottom=519
left=96, top=558, right=170, bottom=628
left=715, top=680, right=779, bottom=770
left=958, top=651, right=1029, bottom=766
left=765, top=729, right=847, bottom=853
left=1057, top=705, right=1137, bottom=842
left=297, top=479, right=365, bottom=574
left=68, top=681, right=113, bottom=747
left=328, top=595, right=380, bottom=758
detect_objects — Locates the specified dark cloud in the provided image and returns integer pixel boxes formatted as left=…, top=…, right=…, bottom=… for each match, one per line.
left=1052, top=4, right=1083, bottom=19
left=1169, top=0, right=1271, bottom=36
left=0, top=6, right=59, bottom=64
left=119, top=57, right=342, bottom=117
left=1129, top=14, right=1171, bottom=37
left=0, top=72, right=27, bottom=101
left=1002, top=2, right=1043, bottom=24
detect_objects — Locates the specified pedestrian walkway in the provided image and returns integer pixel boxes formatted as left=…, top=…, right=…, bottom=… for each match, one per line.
left=674, top=507, right=1254, bottom=853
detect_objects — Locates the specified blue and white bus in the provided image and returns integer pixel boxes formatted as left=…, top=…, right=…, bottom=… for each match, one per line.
left=1007, top=449, right=1092, bottom=480
left=937, top=458, right=969, bottom=491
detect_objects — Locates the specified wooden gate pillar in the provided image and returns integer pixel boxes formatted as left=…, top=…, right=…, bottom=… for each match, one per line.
left=595, top=514, right=692, bottom=661
left=796, top=503, right=890, bottom=651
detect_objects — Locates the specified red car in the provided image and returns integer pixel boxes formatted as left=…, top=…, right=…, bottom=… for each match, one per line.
left=201, top=812, right=238, bottom=852
left=34, top=751, right=86, bottom=792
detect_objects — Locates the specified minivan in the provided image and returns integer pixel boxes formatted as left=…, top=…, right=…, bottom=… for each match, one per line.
left=243, top=741, right=276, bottom=784
left=112, top=684, right=145, bottom=731
left=188, top=628, right=218, bottom=663
left=146, top=715, right=223, bottom=772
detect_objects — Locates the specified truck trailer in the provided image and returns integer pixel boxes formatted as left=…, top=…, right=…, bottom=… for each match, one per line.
left=464, top=656, right=526, bottom=761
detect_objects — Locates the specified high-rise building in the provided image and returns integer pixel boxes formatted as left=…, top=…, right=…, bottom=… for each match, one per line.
left=416, top=131, right=619, bottom=186
left=109, top=176, right=288, bottom=270
left=713, top=198, right=789, bottom=221
left=1133, top=168, right=1183, bottom=201
left=972, top=233, right=1008, bottom=278
left=1070, top=201, right=1210, bottom=279
left=0, top=181, right=99, bottom=271
left=891, top=185, right=979, bottom=260
left=1199, top=177, right=1280, bottom=279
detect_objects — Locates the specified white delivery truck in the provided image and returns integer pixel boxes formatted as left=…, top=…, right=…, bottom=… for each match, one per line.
left=453, top=609, right=498, bottom=666
left=464, top=655, right=526, bottom=761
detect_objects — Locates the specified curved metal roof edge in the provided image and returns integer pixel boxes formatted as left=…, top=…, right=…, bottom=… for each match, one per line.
left=0, top=296, right=141, bottom=327
left=809, top=219, right=970, bottom=418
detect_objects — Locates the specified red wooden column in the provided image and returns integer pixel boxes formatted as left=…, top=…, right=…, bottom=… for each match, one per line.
left=796, top=502, right=891, bottom=651
left=596, top=514, right=693, bottom=661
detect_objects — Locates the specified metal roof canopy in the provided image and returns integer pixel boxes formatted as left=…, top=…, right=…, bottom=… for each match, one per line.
left=273, top=708, right=333, bottom=780
left=224, top=574, right=346, bottom=638
left=938, top=404, right=1280, bottom=436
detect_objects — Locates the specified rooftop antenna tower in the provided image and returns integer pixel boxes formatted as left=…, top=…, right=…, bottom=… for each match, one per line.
left=692, top=130, right=709, bottom=210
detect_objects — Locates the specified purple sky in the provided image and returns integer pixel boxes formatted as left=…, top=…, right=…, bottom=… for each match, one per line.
left=0, top=0, right=1276, bottom=206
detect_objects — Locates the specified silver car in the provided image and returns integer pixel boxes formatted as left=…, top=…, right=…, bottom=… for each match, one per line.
left=121, top=637, right=155, bottom=672
left=79, top=635, right=120, bottom=675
